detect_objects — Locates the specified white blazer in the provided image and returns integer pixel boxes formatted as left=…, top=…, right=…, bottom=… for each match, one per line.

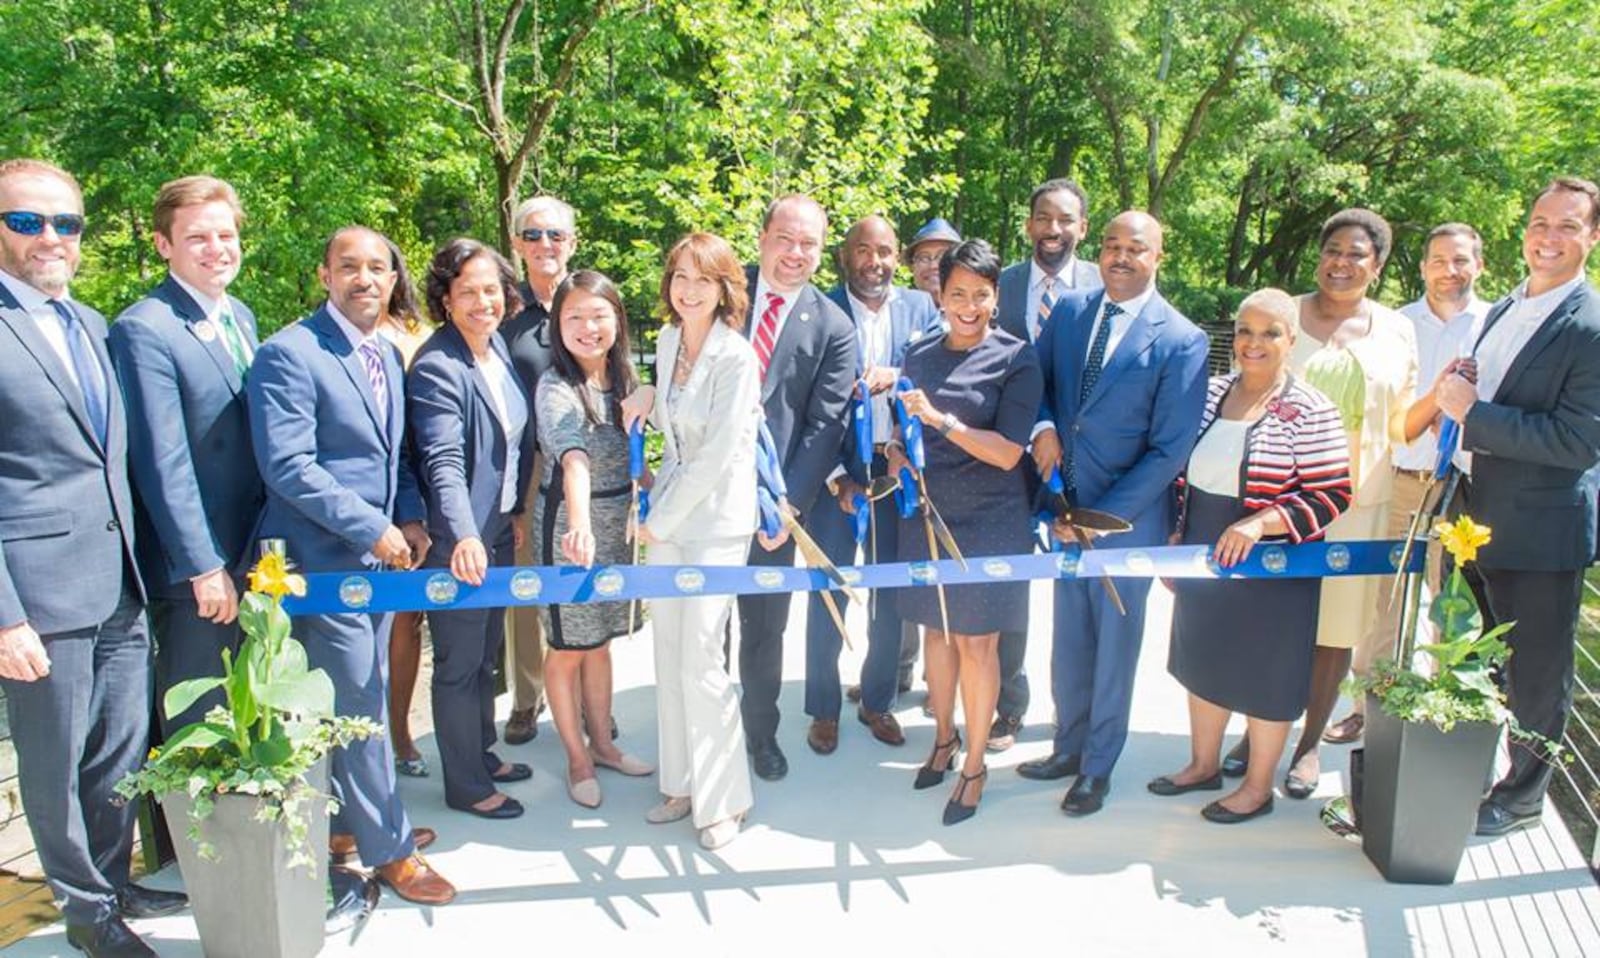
left=646, top=319, right=762, bottom=543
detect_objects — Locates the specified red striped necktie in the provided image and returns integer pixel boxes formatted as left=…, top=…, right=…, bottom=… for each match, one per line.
left=754, top=291, right=784, bottom=379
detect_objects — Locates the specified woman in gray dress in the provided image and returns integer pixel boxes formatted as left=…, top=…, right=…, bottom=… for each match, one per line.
left=889, top=239, right=1043, bottom=826
left=535, top=270, right=654, bottom=809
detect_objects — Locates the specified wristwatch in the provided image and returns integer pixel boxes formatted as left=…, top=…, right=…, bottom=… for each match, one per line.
left=938, top=412, right=959, bottom=436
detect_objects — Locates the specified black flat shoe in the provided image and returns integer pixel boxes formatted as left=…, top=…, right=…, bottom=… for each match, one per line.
left=491, top=762, right=533, bottom=783
left=914, top=731, right=962, bottom=790
left=1147, top=772, right=1224, bottom=796
left=942, top=766, right=987, bottom=826
left=117, top=883, right=188, bottom=919
left=450, top=795, right=525, bottom=819
left=1201, top=796, right=1274, bottom=824
left=1220, top=739, right=1249, bottom=778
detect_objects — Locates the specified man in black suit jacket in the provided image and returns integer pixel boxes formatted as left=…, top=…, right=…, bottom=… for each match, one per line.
left=1433, top=176, right=1600, bottom=836
left=738, top=194, right=857, bottom=781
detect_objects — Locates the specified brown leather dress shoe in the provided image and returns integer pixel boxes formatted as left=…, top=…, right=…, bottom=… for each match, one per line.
left=857, top=706, right=905, bottom=746
left=330, top=826, right=437, bottom=866
left=845, top=684, right=864, bottom=703
left=807, top=718, right=839, bottom=755
left=375, top=854, right=456, bottom=906
left=1322, top=712, right=1364, bottom=745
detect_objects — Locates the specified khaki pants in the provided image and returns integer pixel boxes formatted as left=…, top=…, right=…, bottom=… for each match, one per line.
left=1351, top=469, right=1443, bottom=711
left=506, top=457, right=547, bottom=712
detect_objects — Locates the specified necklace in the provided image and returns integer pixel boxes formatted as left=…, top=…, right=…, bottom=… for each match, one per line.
left=672, top=333, right=703, bottom=386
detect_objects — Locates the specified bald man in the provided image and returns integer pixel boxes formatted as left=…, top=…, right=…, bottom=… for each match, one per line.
left=1020, top=211, right=1209, bottom=816
left=803, top=216, right=939, bottom=753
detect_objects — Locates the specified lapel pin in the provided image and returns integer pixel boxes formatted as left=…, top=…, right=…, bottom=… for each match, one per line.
left=799, top=312, right=811, bottom=323
left=193, top=320, right=218, bottom=343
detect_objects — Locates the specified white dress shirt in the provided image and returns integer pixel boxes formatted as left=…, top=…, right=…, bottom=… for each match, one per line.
left=1085, top=283, right=1156, bottom=367
left=846, top=288, right=898, bottom=443
left=751, top=274, right=801, bottom=347
left=0, top=268, right=107, bottom=399
left=1393, top=295, right=1485, bottom=470
left=479, top=349, right=526, bottom=512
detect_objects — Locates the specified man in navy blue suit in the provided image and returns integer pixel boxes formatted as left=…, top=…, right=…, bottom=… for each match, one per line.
left=0, top=158, right=180, bottom=957
left=248, top=226, right=454, bottom=904
left=1018, top=211, right=1209, bottom=816
left=110, top=175, right=264, bottom=734
left=803, top=215, right=940, bottom=753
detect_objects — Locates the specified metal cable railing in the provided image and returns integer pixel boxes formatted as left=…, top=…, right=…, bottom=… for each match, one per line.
left=1557, top=579, right=1600, bottom=871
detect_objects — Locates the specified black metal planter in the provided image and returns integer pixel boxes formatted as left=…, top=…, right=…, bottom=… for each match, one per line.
left=1358, top=693, right=1500, bottom=884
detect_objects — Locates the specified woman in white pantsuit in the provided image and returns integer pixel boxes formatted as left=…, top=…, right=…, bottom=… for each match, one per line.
left=633, top=232, right=763, bottom=849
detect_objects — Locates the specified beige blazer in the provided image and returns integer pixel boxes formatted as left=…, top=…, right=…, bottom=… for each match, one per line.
left=646, top=320, right=762, bottom=543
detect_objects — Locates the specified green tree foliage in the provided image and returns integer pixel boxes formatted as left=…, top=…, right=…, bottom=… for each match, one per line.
left=0, top=0, right=1593, bottom=332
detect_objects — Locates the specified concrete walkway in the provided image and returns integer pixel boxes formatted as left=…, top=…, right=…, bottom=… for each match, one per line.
left=15, top=582, right=1600, bottom=957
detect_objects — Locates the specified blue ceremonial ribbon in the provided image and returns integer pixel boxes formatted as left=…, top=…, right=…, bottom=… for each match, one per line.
left=282, top=539, right=1423, bottom=616
left=628, top=422, right=649, bottom=521
left=755, top=419, right=786, bottom=539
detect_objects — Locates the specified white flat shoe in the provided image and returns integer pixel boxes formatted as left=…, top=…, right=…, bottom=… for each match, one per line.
left=699, top=813, right=745, bottom=850
left=568, top=777, right=602, bottom=809
left=592, top=750, right=655, bottom=777
left=644, top=796, right=692, bottom=824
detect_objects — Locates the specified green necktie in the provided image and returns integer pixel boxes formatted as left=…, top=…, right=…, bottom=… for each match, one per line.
left=216, top=303, right=251, bottom=377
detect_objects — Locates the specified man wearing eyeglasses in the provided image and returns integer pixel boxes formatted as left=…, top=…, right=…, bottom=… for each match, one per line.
left=0, top=159, right=170, bottom=957
left=498, top=195, right=576, bottom=746
left=108, top=176, right=264, bottom=736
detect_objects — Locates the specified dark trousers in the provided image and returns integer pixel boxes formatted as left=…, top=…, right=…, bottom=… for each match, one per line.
left=297, top=608, right=414, bottom=867
left=1, top=584, right=149, bottom=924
left=427, top=527, right=512, bottom=808
left=151, top=593, right=243, bottom=734
left=1469, top=565, right=1584, bottom=813
left=997, top=629, right=1030, bottom=720
left=803, top=481, right=904, bottom=718
left=1051, top=576, right=1153, bottom=777
left=737, top=536, right=797, bottom=745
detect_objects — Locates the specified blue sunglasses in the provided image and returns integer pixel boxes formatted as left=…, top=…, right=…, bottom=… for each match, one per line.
left=1, top=210, right=86, bottom=237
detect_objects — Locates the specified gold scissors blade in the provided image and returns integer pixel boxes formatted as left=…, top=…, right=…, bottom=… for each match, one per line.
left=1389, top=474, right=1440, bottom=605
left=923, top=514, right=952, bottom=639
left=1074, top=525, right=1126, bottom=616
left=785, top=514, right=865, bottom=606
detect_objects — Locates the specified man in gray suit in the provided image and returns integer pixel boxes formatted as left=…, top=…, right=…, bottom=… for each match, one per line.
left=0, top=158, right=180, bottom=957
left=990, top=178, right=1102, bottom=752
left=109, top=175, right=264, bottom=734
left=1433, top=176, right=1600, bottom=836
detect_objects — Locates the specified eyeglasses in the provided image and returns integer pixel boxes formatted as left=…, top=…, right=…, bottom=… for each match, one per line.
left=1, top=211, right=85, bottom=237
left=519, top=227, right=570, bottom=244
left=911, top=252, right=942, bottom=267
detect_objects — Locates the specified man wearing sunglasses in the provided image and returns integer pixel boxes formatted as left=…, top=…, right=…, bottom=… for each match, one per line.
left=108, top=176, right=264, bottom=737
left=0, top=159, right=170, bottom=957
left=498, top=194, right=578, bottom=747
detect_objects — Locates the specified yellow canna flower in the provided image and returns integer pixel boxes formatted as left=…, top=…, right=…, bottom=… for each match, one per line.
left=248, top=552, right=307, bottom=599
left=1433, top=515, right=1492, bottom=564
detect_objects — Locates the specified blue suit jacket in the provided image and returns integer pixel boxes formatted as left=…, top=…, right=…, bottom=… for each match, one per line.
left=996, top=257, right=1102, bottom=345
left=247, top=305, right=424, bottom=573
left=0, top=283, right=143, bottom=633
left=406, top=322, right=536, bottom=562
left=109, top=276, right=264, bottom=597
left=1035, top=286, right=1209, bottom=546
left=742, top=267, right=858, bottom=515
left=824, top=284, right=940, bottom=483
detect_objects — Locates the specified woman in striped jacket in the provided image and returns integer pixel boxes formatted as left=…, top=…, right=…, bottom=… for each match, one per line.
left=1146, top=288, right=1353, bottom=824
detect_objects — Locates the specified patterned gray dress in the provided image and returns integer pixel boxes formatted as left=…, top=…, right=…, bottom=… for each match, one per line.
left=533, top=374, right=636, bottom=649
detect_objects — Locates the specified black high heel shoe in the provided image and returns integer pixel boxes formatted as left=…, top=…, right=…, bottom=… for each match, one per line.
left=914, top=731, right=962, bottom=790
left=943, top=766, right=988, bottom=825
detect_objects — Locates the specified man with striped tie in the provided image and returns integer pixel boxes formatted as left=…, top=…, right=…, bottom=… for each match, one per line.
left=109, top=176, right=264, bottom=735
left=991, top=179, right=1103, bottom=753
left=737, top=194, right=857, bottom=781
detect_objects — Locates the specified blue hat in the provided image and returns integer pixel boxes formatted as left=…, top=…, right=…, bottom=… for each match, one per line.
left=907, top=217, right=962, bottom=252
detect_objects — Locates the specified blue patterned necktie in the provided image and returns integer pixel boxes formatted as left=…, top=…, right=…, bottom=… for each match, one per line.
left=49, top=298, right=108, bottom=447
left=1035, top=276, right=1059, bottom=341
left=1079, top=301, right=1121, bottom=404
left=359, top=340, right=389, bottom=435
left=1063, top=301, right=1123, bottom=495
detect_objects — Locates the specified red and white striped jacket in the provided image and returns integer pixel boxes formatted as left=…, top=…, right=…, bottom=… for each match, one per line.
left=1175, top=374, right=1353, bottom=543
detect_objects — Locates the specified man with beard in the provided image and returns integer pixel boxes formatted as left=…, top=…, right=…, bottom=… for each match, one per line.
left=990, top=178, right=1103, bottom=752
left=804, top=215, right=939, bottom=754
